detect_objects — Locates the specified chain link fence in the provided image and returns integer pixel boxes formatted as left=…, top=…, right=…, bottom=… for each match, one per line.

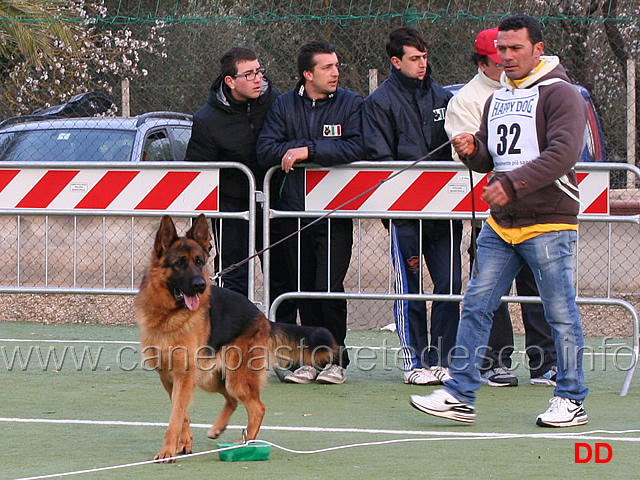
left=0, top=166, right=638, bottom=338
left=127, top=2, right=638, bottom=175
left=0, top=215, right=638, bottom=336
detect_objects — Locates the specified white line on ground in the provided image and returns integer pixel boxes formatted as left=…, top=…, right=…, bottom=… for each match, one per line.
left=1, top=417, right=639, bottom=441
left=4, top=417, right=639, bottom=480
left=0, top=338, right=137, bottom=345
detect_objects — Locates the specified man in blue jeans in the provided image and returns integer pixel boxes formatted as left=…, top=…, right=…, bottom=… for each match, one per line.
left=444, top=26, right=557, bottom=387
left=410, top=14, right=589, bottom=427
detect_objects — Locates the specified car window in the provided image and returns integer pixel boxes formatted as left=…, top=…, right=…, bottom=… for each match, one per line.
left=170, top=126, right=192, bottom=161
left=0, top=129, right=135, bottom=162
left=143, top=131, right=174, bottom=161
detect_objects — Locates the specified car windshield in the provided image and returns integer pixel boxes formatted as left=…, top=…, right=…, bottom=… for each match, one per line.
left=0, top=128, right=136, bottom=162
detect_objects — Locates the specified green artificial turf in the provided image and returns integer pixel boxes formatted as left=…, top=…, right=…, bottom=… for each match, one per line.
left=1, top=322, right=638, bottom=480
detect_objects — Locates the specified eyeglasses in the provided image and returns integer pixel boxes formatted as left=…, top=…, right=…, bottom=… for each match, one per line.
left=233, top=68, right=266, bottom=81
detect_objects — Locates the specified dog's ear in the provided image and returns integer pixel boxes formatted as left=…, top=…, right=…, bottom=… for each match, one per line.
left=153, top=215, right=179, bottom=259
left=186, top=214, right=212, bottom=254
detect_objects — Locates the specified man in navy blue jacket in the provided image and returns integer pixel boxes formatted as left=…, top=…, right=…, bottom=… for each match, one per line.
left=363, top=27, right=462, bottom=386
left=257, top=40, right=364, bottom=384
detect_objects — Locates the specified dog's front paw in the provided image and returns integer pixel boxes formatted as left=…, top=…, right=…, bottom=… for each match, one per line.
left=176, top=441, right=192, bottom=455
left=207, top=425, right=225, bottom=439
left=153, top=448, right=177, bottom=463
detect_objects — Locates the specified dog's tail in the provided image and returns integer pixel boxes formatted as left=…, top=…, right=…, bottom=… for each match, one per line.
left=268, top=323, right=340, bottom=371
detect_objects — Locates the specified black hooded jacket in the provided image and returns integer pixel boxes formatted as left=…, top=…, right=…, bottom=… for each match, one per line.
left=363, top=65, right=453, bottom=162
left=185, top=75, right=280, bottom=207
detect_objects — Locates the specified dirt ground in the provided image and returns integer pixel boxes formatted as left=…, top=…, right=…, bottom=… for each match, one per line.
left=1, top=292, right=636, bottom=338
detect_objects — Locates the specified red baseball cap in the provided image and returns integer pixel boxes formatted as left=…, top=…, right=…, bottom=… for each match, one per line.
left=475, top=27, right=501, bottom=64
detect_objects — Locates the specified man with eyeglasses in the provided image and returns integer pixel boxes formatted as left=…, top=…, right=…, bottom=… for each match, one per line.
left=257, top=40, right=364, bottom=385
left=186, top=47, right=297, bottom=325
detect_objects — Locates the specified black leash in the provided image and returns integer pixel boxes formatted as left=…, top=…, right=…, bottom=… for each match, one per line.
left=211, top=139, right=454, bottom=282
left=468, top=164, right=480, bottom=279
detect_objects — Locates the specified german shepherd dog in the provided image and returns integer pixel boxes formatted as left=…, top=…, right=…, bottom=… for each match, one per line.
left=135, top=214, right=339, bottom=461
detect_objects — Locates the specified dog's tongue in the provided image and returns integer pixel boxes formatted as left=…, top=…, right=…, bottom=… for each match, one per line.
left=184, top=294, right=200, bottom=311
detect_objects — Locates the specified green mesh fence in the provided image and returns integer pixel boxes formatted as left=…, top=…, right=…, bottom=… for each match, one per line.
left=1, top=0, right=638, bottom=165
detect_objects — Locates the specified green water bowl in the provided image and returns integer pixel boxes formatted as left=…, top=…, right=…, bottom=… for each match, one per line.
left=216, top=442, right=271, bottom=462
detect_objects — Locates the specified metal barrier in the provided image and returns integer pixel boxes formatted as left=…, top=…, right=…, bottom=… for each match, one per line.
left=263, top=161, right=640, bottom=396
left=1, top=160, right=637, bottom=395
left=0, top=161, right=258, bottom=300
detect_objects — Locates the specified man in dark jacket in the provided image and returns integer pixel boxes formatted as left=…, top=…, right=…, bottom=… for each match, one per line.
left=363, top=27, right=461, bottom=386
left=257, top=40, right=364, bottom=385
left=186, top=47, right=296, bottom=324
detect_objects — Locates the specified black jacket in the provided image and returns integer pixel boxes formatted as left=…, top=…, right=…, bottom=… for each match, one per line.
left=363, top=65, right=453, bottom=162
left=185, top=75, right=279, bottom=207
left=257, top=83, right=364, bottom=211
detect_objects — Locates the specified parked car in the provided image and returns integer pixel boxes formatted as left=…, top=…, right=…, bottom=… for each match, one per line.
left=444, top=83, right=606, bottom=162
left=0, top=93, right=192, bottom=163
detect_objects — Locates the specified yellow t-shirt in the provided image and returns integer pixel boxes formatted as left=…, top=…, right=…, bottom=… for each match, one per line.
left=492, top=59, right=578, bottom=244
left=487, top=216, right=577, bottom=245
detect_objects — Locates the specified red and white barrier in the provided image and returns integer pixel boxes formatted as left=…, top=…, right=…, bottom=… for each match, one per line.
left=0, top=168, right=219, bottom=212
left=305, top=168, right=609, bottom=215
left=0, top=166, right=609, bottom=215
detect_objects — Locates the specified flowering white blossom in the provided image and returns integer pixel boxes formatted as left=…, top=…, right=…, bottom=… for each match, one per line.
left=1, top=0, right=167, bottom=116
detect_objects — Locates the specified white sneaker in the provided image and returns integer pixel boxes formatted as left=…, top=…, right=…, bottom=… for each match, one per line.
left=316, top=364, right=346, bottom=384
left=404, top=368, right=440, bottom=385
left=284, top=365, right=319, bottom=384
left=536, top=396, right=588, bottom=427
left=430, top=366, right=453, bottom=384
left=410, top=389, right=476, bottom=423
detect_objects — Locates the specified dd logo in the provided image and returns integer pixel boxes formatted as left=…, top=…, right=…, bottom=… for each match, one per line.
left=574, top=443, right=613, bottom=463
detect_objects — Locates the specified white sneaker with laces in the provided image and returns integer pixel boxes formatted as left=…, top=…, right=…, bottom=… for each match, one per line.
left=316, top=364, right=346, bottom=384
left=410, top=389, right=476, bottom=423
left=404, top=368, right=440, bottom=385
left=284, top=365, right=319, bottom=384
left=430, top=366, right=453, bottom=384
left=536, top=396, right=588, bottom=427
